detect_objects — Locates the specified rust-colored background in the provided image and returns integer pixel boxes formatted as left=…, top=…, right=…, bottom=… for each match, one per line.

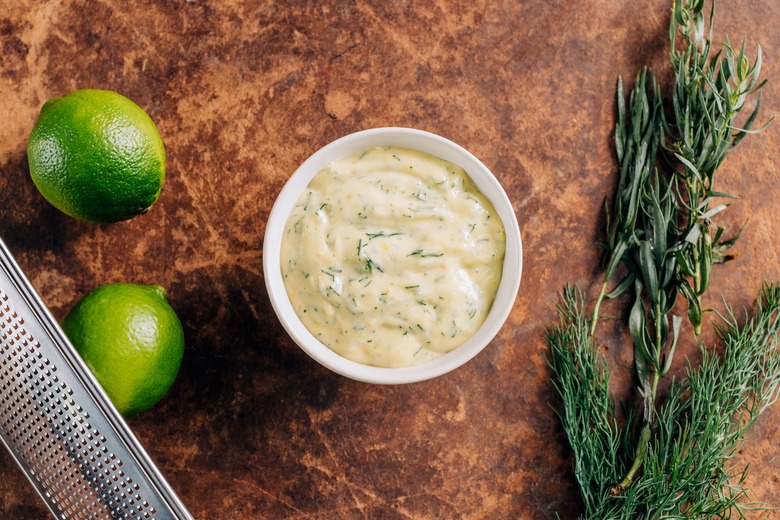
left=2, top=1, right=779, bottom=518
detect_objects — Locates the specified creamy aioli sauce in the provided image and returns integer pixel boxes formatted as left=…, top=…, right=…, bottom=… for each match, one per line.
left=281, top=147, right=506, bottom=368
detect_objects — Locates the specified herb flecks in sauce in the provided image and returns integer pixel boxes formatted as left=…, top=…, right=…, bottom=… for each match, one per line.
left=281, top=146, right=506, bottom=367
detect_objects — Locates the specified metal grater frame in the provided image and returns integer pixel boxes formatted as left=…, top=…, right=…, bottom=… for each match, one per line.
left=0, top=237, right=193, bottom=520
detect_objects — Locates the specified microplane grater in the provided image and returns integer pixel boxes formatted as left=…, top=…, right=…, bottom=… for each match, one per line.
left=0, top=237, right=193, bottom=520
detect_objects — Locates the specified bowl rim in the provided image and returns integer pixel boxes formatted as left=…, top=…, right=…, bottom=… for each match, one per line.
left=263, top=127, right=522, bottom=384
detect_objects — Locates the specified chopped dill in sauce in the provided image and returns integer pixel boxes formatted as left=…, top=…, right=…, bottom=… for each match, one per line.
left=280, top=146, right=506, bottom=368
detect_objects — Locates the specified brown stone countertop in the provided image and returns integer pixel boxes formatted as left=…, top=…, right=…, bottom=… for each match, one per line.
left=2, top=1, right=780, bottom=518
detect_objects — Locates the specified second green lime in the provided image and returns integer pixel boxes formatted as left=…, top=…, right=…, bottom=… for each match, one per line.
left=27, top=89, right=166, bottom=223
left=62, top=283, right=185, bottom=418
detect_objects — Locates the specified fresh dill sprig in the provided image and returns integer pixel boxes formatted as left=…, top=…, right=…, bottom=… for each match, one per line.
left=550, top=283, right=780, bottom=518
left=632, top=283, right=780, bottom=517
left=547, top=287, right=631, bottom=517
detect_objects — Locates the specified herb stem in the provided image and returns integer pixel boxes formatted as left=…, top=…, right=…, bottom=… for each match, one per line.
left=589, top=278, right=610, bottom=338
left=613, top=421, right=651, bottom=494
left=691, top=241, right=703, bottom=335
left=613, top=369, right=661, bottom=495
left=654, top=301, right=663, bottom=368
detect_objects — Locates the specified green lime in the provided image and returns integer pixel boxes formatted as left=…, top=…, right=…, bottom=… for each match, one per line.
left=61, top=283, right=185, bottom=418
left=27, top=89, right=166, bottom=223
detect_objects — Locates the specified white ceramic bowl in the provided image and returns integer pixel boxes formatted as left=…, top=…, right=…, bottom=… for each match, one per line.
left=263, top=127, right=522, bottom=384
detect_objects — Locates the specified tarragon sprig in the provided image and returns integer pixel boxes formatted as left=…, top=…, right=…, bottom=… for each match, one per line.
left=589, top=69, right=662, bottom=338
left=588, top=70, right=684, bottom=494
left=665, top=0, right=773, bottom=333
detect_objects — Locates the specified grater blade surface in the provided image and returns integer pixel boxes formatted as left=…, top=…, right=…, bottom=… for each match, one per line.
left=0, top=238, right=193, bottom=520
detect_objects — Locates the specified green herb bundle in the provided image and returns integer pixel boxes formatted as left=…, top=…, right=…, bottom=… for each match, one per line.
left=548, top=1, right=778, bottom=517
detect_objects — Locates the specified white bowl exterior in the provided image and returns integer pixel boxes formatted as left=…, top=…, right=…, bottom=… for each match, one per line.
left=263, top=128, right=522, bottom=384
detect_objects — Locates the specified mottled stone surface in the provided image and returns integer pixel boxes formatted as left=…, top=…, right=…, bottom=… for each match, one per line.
left=1, top=1, right=779, bottom=518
